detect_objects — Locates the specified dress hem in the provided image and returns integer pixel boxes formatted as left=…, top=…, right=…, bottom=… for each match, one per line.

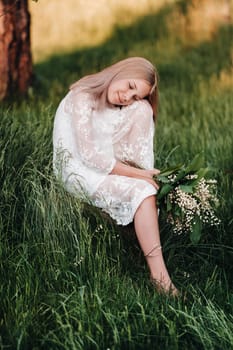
left=113, top=186, right=157, bottom=226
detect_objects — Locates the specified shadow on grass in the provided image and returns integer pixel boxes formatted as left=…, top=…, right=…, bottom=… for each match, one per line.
left=33, top=2, right=233, bottom=102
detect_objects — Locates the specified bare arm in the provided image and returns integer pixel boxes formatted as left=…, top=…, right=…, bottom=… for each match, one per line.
left=110, top=160, right=160, bottom=190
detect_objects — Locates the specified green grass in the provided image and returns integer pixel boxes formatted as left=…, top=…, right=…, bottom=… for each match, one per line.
left=1, top=2, right=233, bottom=349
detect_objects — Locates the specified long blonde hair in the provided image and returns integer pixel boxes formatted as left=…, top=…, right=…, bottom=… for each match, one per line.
left=70, top=57, right=159, bottom=119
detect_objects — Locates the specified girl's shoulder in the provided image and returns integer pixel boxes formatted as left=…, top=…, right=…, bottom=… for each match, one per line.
left=123, top=99, right=152, bottom=113
left=65, top=88, right=96, bottom=109
left=71, top=88, right=95, bottom=104
left=63, top=89, right=96, bottom=116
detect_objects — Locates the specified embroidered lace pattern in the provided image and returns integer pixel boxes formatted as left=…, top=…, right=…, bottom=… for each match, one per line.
left=91, top=176, right=156, bottom=225
left=53, top=89, right=157, bottom=225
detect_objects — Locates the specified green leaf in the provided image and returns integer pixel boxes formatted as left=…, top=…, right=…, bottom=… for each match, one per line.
left=174, top=205, right=181, bottom=216
left=186, top=168, right=209, bottom=188
left=156, top=175, right=171, bottom=183
left=174, top=169, right=186, bottom=183
left=179, top=185, right=194, bottom=193
left=185, top=153, right=204, bottom=174
left=166, top=197, right=172, bottom=211
left=190, top=216, right=202, bottom=244
left=159, top=164, right=184, bottom=177
left=196, top=167, right=209, bottom=179
left=157, top=184, right=173, bottom=200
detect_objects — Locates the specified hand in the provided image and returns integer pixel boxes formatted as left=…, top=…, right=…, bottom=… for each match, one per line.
left=144, top=168, right=160, bottom=177
left=141, top=168, right=160, bottom=190
left=111, top=161, right=160, bottom=190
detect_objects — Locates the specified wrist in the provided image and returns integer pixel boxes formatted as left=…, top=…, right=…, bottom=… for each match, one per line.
left=111, top=161, right=143, bottom=178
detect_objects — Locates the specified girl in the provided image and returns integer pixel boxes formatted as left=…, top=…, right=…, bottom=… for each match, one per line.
left=53, top=57, right=178, bottom=295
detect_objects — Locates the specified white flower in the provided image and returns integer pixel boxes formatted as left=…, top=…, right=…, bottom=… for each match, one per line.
left=166, top=177, right=220, bottom=235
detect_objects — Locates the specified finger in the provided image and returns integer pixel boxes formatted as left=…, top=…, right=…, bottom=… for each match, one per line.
left=153, top=168, right=160, bottom=175
left=147, top=169, right=160, bottom=176
left=150, top=170, right=160, bottom=177
left=151, top=179, right=159, bottom=190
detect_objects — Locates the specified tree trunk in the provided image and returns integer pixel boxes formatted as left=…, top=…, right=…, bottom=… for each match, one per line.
left=0, top=0, right=32, bottom=100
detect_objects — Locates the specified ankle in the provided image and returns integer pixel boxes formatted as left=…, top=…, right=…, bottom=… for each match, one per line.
left=144, top=244, right=162, bottom=258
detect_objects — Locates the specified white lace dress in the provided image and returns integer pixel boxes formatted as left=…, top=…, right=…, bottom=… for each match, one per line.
left=53, top=89, right=157, bottom=225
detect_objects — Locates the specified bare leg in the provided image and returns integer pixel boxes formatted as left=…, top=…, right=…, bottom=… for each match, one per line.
left=134, top=195, right=178, bottom=295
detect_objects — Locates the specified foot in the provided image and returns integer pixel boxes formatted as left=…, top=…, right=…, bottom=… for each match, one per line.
left=150, top=275, right=179, bottom=297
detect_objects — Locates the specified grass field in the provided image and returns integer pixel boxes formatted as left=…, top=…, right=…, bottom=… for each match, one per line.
left=1, top=0, right=233, bottom=349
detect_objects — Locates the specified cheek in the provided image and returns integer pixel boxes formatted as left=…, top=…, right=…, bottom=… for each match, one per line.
left=107, top=87, right=114, bottom=103
left=107, top=87, right=111, bottom=99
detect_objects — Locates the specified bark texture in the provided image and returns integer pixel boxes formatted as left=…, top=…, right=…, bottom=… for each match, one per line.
left=0, top=0, right=32, bottom=100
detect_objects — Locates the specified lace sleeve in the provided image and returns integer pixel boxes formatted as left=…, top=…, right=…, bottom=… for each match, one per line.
left=114, top=100, right=155, bottom=169
left=128, top=100, right=155, bottom=169
left=65, top=90, right=116, bottom=173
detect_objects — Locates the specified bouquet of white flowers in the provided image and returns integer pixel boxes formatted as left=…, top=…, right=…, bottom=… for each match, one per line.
left=154, top=153, right=221, bottom=244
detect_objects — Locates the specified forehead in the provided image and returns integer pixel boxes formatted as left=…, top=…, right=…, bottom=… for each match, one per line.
left=133, top=79, right=151, bottom=96
left=134, top=78, right=151, bottom=89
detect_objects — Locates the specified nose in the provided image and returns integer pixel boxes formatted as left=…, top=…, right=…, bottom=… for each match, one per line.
left=123, top=91, right=134, bottom=102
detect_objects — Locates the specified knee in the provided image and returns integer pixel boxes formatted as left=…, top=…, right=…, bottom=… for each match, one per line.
left=138, top=100, right=153, bottom=120
left=132, top=100, right=153, bottom=124
left=140, top=194, right=157, bottom=210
